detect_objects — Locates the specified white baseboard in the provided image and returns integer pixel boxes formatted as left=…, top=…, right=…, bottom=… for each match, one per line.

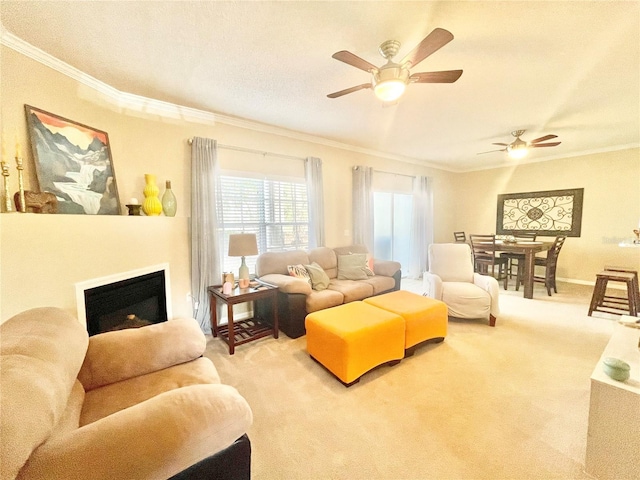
left=558, top=277, right=630, bottom=291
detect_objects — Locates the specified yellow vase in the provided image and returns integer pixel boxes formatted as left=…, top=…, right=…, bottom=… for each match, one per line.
left=142, top=174, right=162, bottom=216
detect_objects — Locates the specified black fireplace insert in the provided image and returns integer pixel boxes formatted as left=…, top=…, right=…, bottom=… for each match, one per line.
left=84, top=270, right=168, bottom=336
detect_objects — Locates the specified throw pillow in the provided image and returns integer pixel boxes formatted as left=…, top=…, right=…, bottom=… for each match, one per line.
left=287, top=264, right=311, bottom=285
left=367, top=256, right=375, bottom=274
left=303, top=262, right=330, bottom=291
left=337, top=254, right=370, bottom=281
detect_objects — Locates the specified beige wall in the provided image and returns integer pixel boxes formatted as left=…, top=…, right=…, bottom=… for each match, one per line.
left=0, top=46, right=456, bottom=322
left=455, top=148, right=640, bottom=283
left=2, top=44, right=637, bottom=323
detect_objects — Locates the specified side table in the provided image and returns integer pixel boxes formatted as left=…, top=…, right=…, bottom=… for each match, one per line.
left=208, top=283, right=279, bottom=354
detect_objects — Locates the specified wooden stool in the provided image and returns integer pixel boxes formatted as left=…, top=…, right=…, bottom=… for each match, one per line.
left=588, top=270, right=639, bottom=316
left=364, top=290, right=448, bottom=356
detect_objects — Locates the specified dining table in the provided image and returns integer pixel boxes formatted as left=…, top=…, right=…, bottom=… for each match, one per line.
left=492, top=240, right=553, bottom=299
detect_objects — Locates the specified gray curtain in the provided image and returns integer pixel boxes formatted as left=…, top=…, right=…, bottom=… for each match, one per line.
left=352, top=166, right=374, bottom=252
left=409, top=176, right=434, bottom=279
left=190, top=137, right=220, bottom=332
left=305, top=157, right=325, bottom=248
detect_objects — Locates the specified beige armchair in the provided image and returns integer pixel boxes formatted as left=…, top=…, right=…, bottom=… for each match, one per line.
left=422, top=243, right=500, bottom=326
left=1, top=307, right=252, bottom=480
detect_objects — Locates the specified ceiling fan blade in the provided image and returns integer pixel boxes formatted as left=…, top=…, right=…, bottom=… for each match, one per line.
left=327, top=83, right=372, bottom=98
left=331, top=51, right=378, bottom=73
left=530, top=142, right=561, bottom=148
left=409, top=70, right=463, bottom=83
left=530, top=134, right=558, bottom=144
left=400, top=28, right=454, bottom=68
left=477, top=149, right=506, bottom=155
left=492, top=142, right=509, bottom=146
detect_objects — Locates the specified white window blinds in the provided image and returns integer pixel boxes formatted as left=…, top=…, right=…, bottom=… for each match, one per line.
left=217, top=174, right=309, bottom=275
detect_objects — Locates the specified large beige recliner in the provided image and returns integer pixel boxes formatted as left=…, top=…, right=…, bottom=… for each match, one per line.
left=0, top=307, right=252, bottom=480
left=423, top=243, right=500, bottom=326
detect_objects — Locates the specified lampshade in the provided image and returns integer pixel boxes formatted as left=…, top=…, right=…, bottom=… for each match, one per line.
left=228, top=233, right=258, bottom=257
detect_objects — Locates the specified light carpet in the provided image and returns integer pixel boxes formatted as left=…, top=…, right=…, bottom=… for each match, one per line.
left=204, top=281, right=619, bottom=480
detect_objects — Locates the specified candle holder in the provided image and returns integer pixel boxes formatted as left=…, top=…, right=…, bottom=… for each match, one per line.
left=15, top=156, right=26, bottom=213
left=125, top=204, right=142, bottom=216
left=1, top=162, right=12, bottom=213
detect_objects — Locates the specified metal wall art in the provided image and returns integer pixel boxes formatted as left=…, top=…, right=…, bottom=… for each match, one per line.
left=25, top=105, right=120, bottom=215
left=496, top=188, right=584, bottom=237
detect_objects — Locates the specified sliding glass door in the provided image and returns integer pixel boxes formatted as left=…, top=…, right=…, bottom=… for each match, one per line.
left=373, top=191, right=412, bottom=270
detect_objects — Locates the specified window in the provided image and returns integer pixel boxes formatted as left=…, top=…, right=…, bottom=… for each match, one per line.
left=217, top=174, right=309, bottom=275
left=373, top=192, right=413, bottom=270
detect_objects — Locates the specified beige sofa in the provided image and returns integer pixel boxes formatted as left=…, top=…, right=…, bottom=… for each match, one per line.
left=0, top=307, right=253, bottom=480
left=255, top=245, right=401, bottom=338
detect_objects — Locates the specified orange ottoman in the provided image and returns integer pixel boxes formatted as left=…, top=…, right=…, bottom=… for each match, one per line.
left=305, top=301, right=405, bottom=387
left=364, top=290, right=448, bottom=356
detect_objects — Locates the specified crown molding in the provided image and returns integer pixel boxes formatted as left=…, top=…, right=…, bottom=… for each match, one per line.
left=0, top=26, right=216, bottom=125
left=212, top=112, right=448, bottom=170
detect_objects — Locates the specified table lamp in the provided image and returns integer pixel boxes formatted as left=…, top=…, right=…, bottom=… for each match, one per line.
left=228, top=233, right=258, bottom=282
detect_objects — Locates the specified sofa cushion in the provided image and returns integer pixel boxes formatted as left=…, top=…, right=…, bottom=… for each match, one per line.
left=441, top=282, right=491, bottom=319
left=304, top=262, right=331, bottom=291
left=0, top=307, right=89, bottom=480
left=47, top=380, right=85, bottom=443
left=256, top=250, right=310, bottom=277
left=373, top=259, right=401, bottom=277
left=337, top=254, right=371, bottom=280
left=20, top=384, right=253, bottom=480
left=78, top=318, right=206, bottom=391
left=328, top=279, right=374, bottom=303
left=80, top=357, right=221, bottom=426
left=361, top=275, right=397, bottom=295
left=428, top=243, right=475, bottom=283
left=308, top=247, right=338, bottom=279
left=306, top=289, right=345, bottom=313
left=333, top=244, right=369, bottom=256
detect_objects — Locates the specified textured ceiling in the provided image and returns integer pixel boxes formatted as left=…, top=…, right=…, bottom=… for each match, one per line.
left=1, top=1, right=639, bottom=171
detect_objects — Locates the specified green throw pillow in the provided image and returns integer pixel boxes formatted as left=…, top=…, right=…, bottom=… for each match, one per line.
left=337, top=253, right=370, bottom=280
left=304, top=262, right=330, bottom=291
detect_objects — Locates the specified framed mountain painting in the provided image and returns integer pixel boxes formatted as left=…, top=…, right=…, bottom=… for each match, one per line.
left=24, top=105, right=121, bottom=214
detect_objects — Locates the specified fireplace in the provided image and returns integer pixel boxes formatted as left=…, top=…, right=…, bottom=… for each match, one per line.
left=75, top=264, right=172, bottom=336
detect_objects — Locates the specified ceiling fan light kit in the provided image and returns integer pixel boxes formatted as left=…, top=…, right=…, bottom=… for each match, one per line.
left=327, top=28, right=462, bottom=101
left=506, top=131, right=529, bottom=159
left=478, top=129, right=561, bottom=159
left=373, top=64, right=409, bottom=102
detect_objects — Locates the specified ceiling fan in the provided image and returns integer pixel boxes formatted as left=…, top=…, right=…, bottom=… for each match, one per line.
left=327, top=28, right=463, bottom=102
left=478, top=130, right=561, bottom=159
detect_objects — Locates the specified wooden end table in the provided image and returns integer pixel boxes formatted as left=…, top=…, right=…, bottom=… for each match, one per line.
left=207, top=283, right=279, bottom=354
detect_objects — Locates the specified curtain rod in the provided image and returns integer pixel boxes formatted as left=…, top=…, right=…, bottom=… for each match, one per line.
left=187, top=138, right=305, bottom=162
left=373, top=169, right=416, bottom=180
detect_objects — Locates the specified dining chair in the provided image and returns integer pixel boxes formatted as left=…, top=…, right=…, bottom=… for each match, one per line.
left=453, top=231, right=467, bottom=242
left=500, top=232, right=538, bottom=285
left=469, top=234, right=509, bottom=289
left=527, top=235, right=567, bottom=296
